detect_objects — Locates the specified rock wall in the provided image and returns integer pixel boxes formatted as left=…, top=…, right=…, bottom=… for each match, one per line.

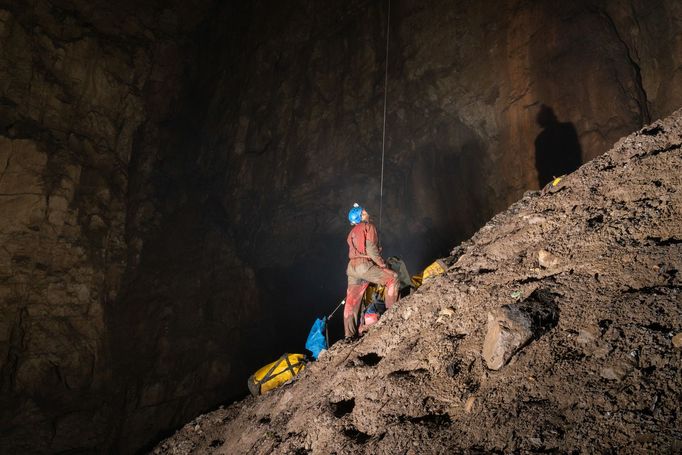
left=0, top=0, right=215, bottom=452
left=189, top=0, right=682, bottom=354
left=0, top=2, right=142, bottom=450
left=1, top=0, right=681, bottom=453
left=106, top=3, right=273, bottom=452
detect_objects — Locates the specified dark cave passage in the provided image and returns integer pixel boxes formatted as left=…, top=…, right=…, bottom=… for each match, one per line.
left=1, top=0, right=682, bottom=453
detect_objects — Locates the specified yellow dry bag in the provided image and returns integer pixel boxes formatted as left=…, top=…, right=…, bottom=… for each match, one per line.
left=247, top=353, right=306, bottom=396
left=411, top=259, right=447, bottom=288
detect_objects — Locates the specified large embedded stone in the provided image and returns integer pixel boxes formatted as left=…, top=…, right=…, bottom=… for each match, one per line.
left=483, top=305, right=534, bottom=370
left=483, top=290, right=559, bottom=370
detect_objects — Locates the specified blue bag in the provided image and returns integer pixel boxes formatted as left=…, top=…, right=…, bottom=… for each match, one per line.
left=305, top=317, right=328, bottom=360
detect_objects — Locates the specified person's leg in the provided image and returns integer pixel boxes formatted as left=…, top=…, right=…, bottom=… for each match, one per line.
left=382, top=269, right=399, bottom=308
left=359, top=265, right=399, bottom=309
left=343, top=282, right=369, bottom=338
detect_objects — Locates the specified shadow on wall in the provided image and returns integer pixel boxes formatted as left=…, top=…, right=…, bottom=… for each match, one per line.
left=534, top=104, right=583, bottom=187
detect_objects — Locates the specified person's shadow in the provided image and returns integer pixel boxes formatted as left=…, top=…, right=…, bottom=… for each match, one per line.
left=534, top=104, right=583, bottom=187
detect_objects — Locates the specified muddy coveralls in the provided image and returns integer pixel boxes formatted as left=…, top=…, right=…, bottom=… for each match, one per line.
left=343, top=221, right=399, bottom=338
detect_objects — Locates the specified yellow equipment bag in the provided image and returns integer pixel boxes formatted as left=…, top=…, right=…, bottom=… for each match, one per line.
left=364, top=259, right=448, bottom=301
left=411, top=259, right=447, bottom=288
left=247, top=353, right=306, bottom=396
left=364, top=283, right=384, bottom=302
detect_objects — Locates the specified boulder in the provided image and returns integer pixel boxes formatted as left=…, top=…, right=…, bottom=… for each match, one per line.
left=672, top=333, right=682, bottom=349
left=538, top=249, right=560, bottom=268
left=483, top=290, right=559, bottom=370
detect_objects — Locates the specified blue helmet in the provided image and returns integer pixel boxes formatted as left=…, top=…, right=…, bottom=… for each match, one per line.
left=348, top=203, right=363, bottom=224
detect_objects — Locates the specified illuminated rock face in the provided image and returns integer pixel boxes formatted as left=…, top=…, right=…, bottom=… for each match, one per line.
left=0, top=3, right=147, bottom=450
left=0, top=0, right=681, bottom=452
left=0, top=1, right=219, bottom=452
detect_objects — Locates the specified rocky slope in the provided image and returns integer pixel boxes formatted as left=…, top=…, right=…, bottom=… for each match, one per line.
left=155, top=110, right=682, bottom=454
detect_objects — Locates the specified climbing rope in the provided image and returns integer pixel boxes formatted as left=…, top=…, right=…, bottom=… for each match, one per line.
left=378, top=0, right=390, bottom=233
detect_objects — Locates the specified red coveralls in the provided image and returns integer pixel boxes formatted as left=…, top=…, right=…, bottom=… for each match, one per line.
left=343, top=222, right=398, bottom=338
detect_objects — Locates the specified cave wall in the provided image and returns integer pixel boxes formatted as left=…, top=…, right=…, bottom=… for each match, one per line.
left=203, top=0, right=682, bottom=263
left=0, top=0, right=681, bottom=453
left=187, top=0, right=682, bottom=350
left=0, top=0, right=214, bottom=452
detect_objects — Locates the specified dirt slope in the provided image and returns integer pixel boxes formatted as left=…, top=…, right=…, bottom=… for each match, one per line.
left=153, top=110, right=682, bottom=454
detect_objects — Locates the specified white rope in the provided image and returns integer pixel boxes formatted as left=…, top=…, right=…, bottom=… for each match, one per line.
left=379, top=0, right=390, bottom=233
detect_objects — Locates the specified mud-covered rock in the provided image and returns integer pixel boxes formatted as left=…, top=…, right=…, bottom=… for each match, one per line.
left=483, top=290, right=559, bottom=370
left=672, top=333, right=682, bottom=349
left=538, top=249, right=561, bottom=269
